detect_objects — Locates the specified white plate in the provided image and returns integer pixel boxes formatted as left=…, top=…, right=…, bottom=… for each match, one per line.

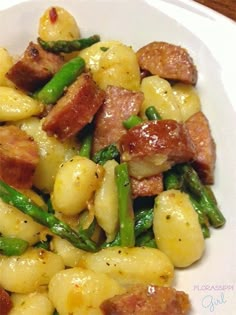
left=1, top=0, right=236, bottom=314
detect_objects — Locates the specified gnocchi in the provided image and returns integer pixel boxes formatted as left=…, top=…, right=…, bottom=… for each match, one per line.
left=51, top=237, right=85, bottom=267
left=80, top=41, right=141, bottom=91
left=172, top=83, right=201, bottom=121
left=51, top=156, right=104, bottom=215
left=0, top=87, right=43, bottom=121
left=153, top=189, right=205, bottom=267
left=9, top=291, right=54, bottom=315
left=48, top=267, right=124, bottom=315
left=79, top=246, right=174, bottom=286
left=94, top=160, right=119, bottom=241
left=140, top=75, right=182, bottom=121
left=14, top=117, right=78, bottom=192
left=0, top=248, right=64, bottom=293
left=0, top=47, right=14, bottom=87
left=38, top=6, right=80, bottom=41
left=0, top=198, right=45, bottom=245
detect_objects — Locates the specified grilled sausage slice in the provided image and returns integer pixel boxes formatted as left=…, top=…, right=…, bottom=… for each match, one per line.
left=120, top=120, right=195, bottom=179
left=0, top=287, right=12, bottom=315
left=185, top=111, right=216, bottom=184
left=6, top=42, right=64, bottom=92
left=0, top=125, right=39, bottom=189
left=93, top=86, right=144, bottom=154
left=131, top=174, right=163, bottom=199
left=43, top=73, right=105, bottom=141
left=100, top=284, right=191, bottom=315
left=136, top=41, right=197, bottom=85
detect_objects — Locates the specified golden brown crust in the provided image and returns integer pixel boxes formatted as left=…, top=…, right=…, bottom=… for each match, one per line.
left=185, top=111, right=216, bottom=184
left=136, top=41, right=197, bottom=85
left=120, top=120, right=195, bottom=163
left=131, top=174, right=163, bottom=199
left=100, top=284, right=191, bottom=315
left=0, top=125, right=39, bottom=189
left=6, top=42, right=64, bottom=92
left=42, top=73, right=105, bottom=141
left=93, top=85, right=144, bottom=154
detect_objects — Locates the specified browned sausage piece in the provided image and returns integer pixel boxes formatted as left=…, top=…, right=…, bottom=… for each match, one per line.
left=0, top=287, right=13, bottom=315
left=42, top=73, right=105, bottom=141
left=185, top=111, right=216, bottom=184
left=131, top=174, right=163, bottom=199
left=0, top=125, right=39, bottom=189
left=100, top=284, right=191, bottom=315
left=136, top=41, right=198, bottom=85
left=119, top=120, right=195, bottom=179
left=92, top=86, right=144, bottom=154
left=6, top=42, right=64, bottom=92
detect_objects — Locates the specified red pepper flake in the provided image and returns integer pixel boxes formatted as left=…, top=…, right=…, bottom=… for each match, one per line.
left=49, top=7, right=58, bottom=24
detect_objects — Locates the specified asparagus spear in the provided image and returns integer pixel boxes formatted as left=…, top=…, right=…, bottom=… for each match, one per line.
left=123, top=115, right=143, bottom=129
left=36, top=56, right=85, bottom=104
left=102, top=206, right=154, bottom=248
left=115, top=163, right=135, bottom=247
left=78, top=123, right=94, bottom=158
left=177, top=164, right=226, bottom=228
left=0, top=236, right=29, bottom=256
left=37, top=35, right=100, bottom=53
left=145, top=106, right=162, bottom=121
left=92, top=143, right=120, bottom=165
left=101, top=233, right=121, bottom=248
left=79, top=133, right=93, bottom=158
left=134, top=208, right=154, bottom=237
left=0, top=180, right=97, bottom=252
left=135, top=229, right=157, bottom=248
left=163, top=169, right=183, bottom=190
left=188, top=195, right=210, bottom=238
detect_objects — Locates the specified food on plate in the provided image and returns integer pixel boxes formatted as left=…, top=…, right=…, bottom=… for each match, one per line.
left=0, top=125, right=39, bottom=188
left=0, top=5, right=226, bottom=315
left=0, top=286, right=13, bottom=315
left=6, top=42, right=64, bottom=92
left=185, top=111, right=216, bottom=184
left=100, top=284, right=191, bottom=315
left=136, top=41, right=198, bottom=85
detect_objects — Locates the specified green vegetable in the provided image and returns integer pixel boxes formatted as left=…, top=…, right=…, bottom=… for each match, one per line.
left=188, top=195, right=210, bottom=238
left=36, top=56, right=85, bottom=104
left=145, top=106, right=162, bottom=121
left=163, top=169, right=183, bottom=190
left=77, top=213, right=96, bottom=240
left=123, top=115, right=143, bottom=129
left=164, top=167, right=210, bottom=238
left=115, top=163, right=135, bottom=247
left=47, top=198, right=55, bottom=214
left=34, top=234, right=52, bottom=250
left=78, top=123, right=94, bottom=158
left=37, top=35, right=100, bottom=53
left=102, top=206, right=153, bottom=248
left=0, top=236, right=29, bottom=256
left=177, top=164, right=226, bottom=228
left=79, top=133, right=93, bottom=158
left=134, top=208, right=154, bottom=237
left=101, top=233, right=121, bottom=248
left=135, top=229, right=157, bottom=248
left=92, top=144, right=120, bottom=165
left=0, top=180, right=97, bottom=252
